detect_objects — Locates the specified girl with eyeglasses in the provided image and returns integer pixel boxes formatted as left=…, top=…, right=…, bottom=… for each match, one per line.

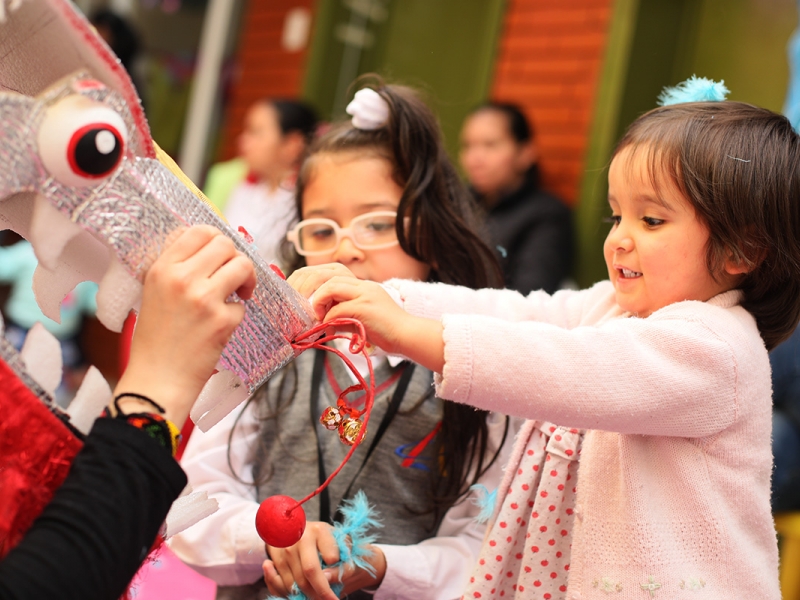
left=170, top=81, right=513, bottom=600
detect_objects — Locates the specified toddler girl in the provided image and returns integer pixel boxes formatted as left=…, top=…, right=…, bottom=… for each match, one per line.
left=170, top=82, right=513, bottom=600
left=291, top=86, right=800, bottom=599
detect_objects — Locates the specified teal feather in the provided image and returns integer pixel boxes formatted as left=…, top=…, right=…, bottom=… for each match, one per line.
left=266, top=491, right=382, bottom=600
left=657, top=75, right=729, bottom=106
left=470, top=484, right=498, bottom=524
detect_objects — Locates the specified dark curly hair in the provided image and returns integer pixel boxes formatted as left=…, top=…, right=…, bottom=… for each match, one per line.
left=614, top=101, right=800, bottom=350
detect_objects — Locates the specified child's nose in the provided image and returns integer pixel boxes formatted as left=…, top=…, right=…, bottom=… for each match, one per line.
left=608, top=222, right=634, bottom=252
left=331, top=234, right=364, bottom=264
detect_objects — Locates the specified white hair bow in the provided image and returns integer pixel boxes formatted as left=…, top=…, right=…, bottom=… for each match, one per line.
left=346, top=88, right=390, bottom=130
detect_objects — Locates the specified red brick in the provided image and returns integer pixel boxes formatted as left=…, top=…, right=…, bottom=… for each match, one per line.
left=218, top=0, right=315, bottom=160
left=489, top=0, right=612, bottom=204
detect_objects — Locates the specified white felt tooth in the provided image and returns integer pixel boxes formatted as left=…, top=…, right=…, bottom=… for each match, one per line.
left=0, top=191, right=37, bottom=238
left=95, top=257, right=142, bottom=333
left=31, top=263, right=88, bottom=324
left=164, top=491, right=219, bottom=538
left=191, top=369, right=250, bottom=432
left=19, top=322, right=62, bottom=398
left=30, top=194, right=84, bottom=270
left=66, top=366, right=112, bottom=435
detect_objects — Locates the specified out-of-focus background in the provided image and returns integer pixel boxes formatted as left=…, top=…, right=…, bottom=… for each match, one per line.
left=3, top=0, right=797, bottom=394
left=1, top=0, right=795, bottom=401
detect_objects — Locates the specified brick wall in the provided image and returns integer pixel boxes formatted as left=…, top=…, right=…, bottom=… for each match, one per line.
left=218, top=0, right=315, bottom=160
left=490, top=0, right=613, bottom=205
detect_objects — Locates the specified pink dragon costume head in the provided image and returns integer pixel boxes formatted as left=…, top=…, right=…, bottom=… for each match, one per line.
left=0, top=0, right=378, bottom=556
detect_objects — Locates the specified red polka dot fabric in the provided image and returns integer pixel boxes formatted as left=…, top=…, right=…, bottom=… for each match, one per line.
left=464, top=423, right=583, bottom=600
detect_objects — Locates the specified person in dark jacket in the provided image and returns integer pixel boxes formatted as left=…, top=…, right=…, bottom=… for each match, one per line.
left=771, top=325, right=800, bottom=512
left=460, top=103, right=574, bottom=295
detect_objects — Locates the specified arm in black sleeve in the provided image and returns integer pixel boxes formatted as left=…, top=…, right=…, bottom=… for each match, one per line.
left=0, top=418, right=187, bottom=600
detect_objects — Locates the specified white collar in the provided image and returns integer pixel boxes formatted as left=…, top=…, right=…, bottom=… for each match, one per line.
left=332, top=338, right=405, bottom=384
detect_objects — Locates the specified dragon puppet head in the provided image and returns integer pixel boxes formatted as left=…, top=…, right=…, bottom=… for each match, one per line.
left=0, top=0, right=317, bottom=431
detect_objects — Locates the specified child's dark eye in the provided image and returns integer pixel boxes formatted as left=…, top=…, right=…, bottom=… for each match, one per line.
left=603, top=215, right=621, bottom=226
left=642, top=217, right=664, bottom=227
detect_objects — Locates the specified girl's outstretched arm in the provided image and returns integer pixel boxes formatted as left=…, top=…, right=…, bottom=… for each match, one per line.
left=289, top=266, right=445, bottom=373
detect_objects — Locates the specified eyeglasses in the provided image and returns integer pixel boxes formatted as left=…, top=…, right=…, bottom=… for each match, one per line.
left=286, top=211, right=399, bottom=256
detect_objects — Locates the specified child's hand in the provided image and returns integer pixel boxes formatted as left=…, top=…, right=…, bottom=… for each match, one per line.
left=262, top=521, right=386, bottom=600
left=114, top=225, right=256, bottom=427
left=288, top=265, right=445, bottom=372
left=288, top=263, right=359, bottom=320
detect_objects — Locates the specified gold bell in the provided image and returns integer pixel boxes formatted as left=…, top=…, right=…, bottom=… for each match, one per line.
left=320, top=406, right=342, bottom=430
left=338, top=418, right=365, bottom=446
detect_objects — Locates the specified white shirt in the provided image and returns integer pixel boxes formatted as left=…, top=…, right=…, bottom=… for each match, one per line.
left=223, top=181, right=296, bottom=266
left=169, top=354, right=518, bottom=600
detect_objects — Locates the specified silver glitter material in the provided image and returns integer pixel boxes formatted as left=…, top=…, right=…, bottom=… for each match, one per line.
left=0, top=73, right=316, bottom=394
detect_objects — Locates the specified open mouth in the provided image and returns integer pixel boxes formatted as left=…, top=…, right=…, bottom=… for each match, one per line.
left=0, top=74, right=316, bottom=431
left=618, top=267, right=642, bottom=279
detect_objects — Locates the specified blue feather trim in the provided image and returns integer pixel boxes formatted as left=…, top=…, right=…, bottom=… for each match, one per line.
left=266, top=491, right=382, bottom=600
left=470, top=484, right=498, bottom=524
left=657, top=75, right=729, bottom=106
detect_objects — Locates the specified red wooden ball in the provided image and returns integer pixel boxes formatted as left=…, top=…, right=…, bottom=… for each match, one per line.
left=255, top=495, right=306, bottom=548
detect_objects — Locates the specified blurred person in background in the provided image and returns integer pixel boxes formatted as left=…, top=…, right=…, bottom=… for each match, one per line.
left=221, top=99, right=318, bottom=268
left=770, top=326, right=800, bottom=512
left=90, top=9, right=147, bottom=109
left=460, top=102, right=574, bottom=295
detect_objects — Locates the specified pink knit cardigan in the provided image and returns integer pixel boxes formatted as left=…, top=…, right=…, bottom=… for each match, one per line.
left=386, top=279, right=779, bottom=599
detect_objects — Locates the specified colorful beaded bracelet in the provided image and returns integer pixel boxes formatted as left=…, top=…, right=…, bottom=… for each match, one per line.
left=103, top=393, right=182, bottom=457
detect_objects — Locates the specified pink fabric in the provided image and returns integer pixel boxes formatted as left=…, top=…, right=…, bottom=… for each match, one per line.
left=466, top=422, right=582, bottom=600
left=130, top=545, right=216, bottom=600
left=388, top=279, right=780, bottom=599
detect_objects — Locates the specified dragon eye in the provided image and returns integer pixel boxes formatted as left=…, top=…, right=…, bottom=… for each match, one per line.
left=37, top=95, right=129, bottom=187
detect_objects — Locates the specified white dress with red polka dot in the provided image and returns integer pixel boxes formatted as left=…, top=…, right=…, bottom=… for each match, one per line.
left=464, top=421, right=583, bottom=600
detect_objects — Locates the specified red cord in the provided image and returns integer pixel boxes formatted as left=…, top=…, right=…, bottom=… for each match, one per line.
left=288, top=318, right=376, bottom=512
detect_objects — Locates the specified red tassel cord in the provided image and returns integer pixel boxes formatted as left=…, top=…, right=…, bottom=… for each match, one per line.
left=255, top=318, right=377, bottom=548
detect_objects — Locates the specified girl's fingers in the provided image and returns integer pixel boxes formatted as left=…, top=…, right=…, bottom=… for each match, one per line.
left=160, top=225, right=218, bottom=263
left=209, top=254, right=257, bottom=300
left=262, top=560, right=289, bottom=597
left=268, top=549, right=301, bottom=594
left=181, top=231, right=240, bottom=279
left=296, top=541, right=336, bottom=600
left=309, top=277, right=365, bottom=316
left=316, top=529, right=340, bottom=566
left=288, top=264, right=358, bottom=299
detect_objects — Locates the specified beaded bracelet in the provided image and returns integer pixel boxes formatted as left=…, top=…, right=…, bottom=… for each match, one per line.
left=114, top=392, right=167, bottom=415
left=103, top=393, right=182, bottom=457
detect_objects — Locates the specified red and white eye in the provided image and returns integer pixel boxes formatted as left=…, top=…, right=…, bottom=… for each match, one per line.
left=37, top=95, right=129, bottom=187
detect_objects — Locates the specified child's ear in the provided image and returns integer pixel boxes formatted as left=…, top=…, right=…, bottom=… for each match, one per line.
left=723, top=246, right=765, bottom=276
left=724, top=259, right=751, bottom=276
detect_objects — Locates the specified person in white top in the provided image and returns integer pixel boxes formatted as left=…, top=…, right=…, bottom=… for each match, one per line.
left=170, top=81, right=514, bottom=600
left=222, top=99, right=318, bottom=267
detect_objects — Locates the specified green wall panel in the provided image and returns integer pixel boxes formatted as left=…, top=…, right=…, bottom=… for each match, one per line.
left=302, top=0, right=505, bottom=157
left=575, top=0, right=796, bottom=287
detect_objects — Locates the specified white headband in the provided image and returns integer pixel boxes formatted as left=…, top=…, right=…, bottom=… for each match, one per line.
left=346, top=88, right=390, bottom=131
